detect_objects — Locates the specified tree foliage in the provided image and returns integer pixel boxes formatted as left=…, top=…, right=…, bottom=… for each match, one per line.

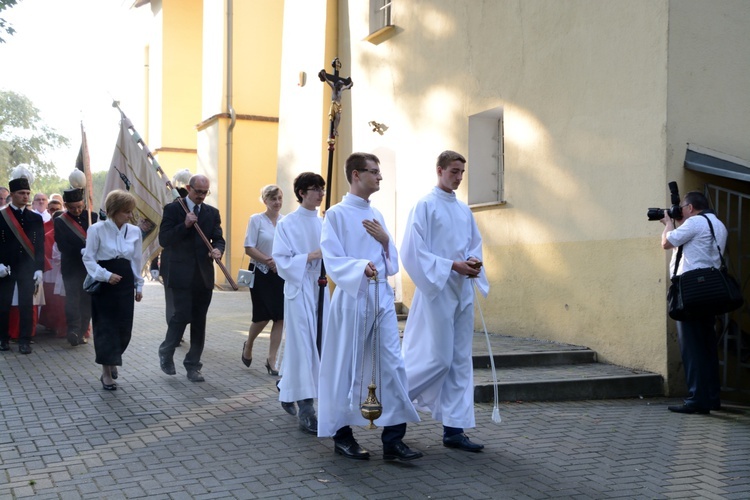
left=0, top=89, right=70, bottom=187
left=0, top=0, right=19, bottom=44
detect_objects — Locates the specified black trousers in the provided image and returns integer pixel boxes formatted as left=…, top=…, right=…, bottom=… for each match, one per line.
left=62, top=269, right=92, bottom=340
left=676, top=316, right=721, bottom=409
left=334, top=423, right=407, bottom=445
left=91, top=259, right=135, bottom=366
left=159, top=272, right=213, bottom=371
left=0, top=274, right=35, bottom=343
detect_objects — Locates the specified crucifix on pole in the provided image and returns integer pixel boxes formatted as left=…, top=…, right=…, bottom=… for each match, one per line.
left=316, top=58, right=353, bottom=354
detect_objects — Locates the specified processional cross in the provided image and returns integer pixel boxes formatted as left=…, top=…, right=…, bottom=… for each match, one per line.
left=318, top=58, right=353, bottom=143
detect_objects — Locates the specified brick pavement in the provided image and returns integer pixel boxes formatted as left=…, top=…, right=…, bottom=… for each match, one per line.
left=1, top=281, right=749, bottom=499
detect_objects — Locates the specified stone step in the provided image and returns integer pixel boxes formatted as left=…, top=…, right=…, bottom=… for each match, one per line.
left=473, top=364, right=664, bottom=403
left=467, top=332, right=664, bottom=402
left=398, top=327, right=665, bottom=403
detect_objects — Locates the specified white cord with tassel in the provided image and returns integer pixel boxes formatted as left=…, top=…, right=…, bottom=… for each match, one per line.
left=473, top=281, right=501, bottom=424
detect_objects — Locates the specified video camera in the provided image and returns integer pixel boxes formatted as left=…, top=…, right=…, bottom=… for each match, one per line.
left=647, top=181, right=683, bottom=221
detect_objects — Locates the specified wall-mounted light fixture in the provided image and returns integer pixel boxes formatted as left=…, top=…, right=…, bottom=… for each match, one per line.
left=368, top=121, right=388, bottom=135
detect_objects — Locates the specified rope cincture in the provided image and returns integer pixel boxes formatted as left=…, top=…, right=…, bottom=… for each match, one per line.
left=473, top=281, right=501, bottom=424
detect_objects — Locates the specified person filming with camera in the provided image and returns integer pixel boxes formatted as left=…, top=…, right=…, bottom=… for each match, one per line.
left=660, top=191, right=726, bottom=414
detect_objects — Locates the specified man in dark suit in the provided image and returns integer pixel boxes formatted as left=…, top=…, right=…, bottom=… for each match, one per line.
left=55, top=188, right=97, bottom=346
left=158, top=175, right=225, bottom=382
left=0, top=176, right=45, bottom=354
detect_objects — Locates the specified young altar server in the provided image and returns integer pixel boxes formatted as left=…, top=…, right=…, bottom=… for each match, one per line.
left=317, top=152, right=423, bottom=462
left=272, top=172, right=329, bottom=434
left=401, top=150, right=490, bottom=452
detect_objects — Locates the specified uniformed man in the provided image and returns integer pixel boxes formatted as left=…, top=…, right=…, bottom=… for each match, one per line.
left=0, top=174, right=45, bottom=354
left=55, top=188, right=98, bottom=346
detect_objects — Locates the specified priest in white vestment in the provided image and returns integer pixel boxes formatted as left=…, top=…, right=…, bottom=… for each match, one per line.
left=272, top=172, right=329, bottom=435
left=401, top=150, right=490, bottom=453
left=318, top=152, right=422, bottom=462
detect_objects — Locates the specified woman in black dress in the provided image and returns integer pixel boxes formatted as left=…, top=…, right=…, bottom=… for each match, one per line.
left=242, top=185, right=284, bottom=375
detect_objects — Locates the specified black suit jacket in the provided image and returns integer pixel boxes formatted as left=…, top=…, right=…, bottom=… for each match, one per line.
left=0, top=207, right=45, bottom=279
left=54, top=211, right=97, bottom=276
left=158, top=199, right=225, bottom=289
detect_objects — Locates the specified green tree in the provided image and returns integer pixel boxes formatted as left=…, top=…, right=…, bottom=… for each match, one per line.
left=0, top=0, right=19, bottom=44
left=0, top=89, right=70, bottom=187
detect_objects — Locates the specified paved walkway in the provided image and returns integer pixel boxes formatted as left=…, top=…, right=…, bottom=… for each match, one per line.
left=1, top=281, right=749, bottom=499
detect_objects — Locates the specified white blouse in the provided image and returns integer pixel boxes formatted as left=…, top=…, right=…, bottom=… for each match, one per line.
left=83, top=219, right=145, bottom=292
left=244, top=212, right=283, bottom=274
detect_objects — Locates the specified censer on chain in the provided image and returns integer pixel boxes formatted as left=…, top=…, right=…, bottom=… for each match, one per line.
left=360, top=271, right=383, bottom=429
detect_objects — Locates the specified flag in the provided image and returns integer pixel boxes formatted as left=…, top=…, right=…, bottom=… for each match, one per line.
left=101, top=116, right=172, bottom=270
left=75, top=123, right=95, bottom=222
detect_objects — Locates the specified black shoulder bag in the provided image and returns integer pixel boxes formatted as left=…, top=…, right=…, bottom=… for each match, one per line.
left=667, top=214, right=744, bottom=320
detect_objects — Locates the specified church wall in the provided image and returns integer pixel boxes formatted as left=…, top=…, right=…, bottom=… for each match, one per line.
left=342, top=0, right=672, bottom=379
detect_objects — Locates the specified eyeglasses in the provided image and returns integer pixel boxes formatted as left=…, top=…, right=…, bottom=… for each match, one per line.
left=190, top=187, right=210, bottom=196
left=679, top=203, right=691, bottom=209
left=358, top=168, right=381, bottom=176
left=307, top=187, right=326, bottom=193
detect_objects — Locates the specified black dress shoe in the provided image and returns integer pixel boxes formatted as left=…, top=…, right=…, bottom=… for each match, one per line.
left=0, top=340, right=9, bottom=351
left=334, top=438, right=370, bottom=460
left=67, top=333, right=79, bottom=346
left=443, top=433, right=484, bottom=452
left=159, top=354, right=176, bottom=375
left=100, top=376, right=117, bottom=391
left=668, top=404, right=710, bottom=415
left=186, top=370, right=205, bottom=382
left=18, top=343, right=32, bottom=355
left=383, top=441, right=424, bottom=461
left=281, top=401, right=297, bottom=416
left=241, top=341, right=252, bottom=367
left=265, top=359, right=279, bottom=376
left=299, top=414, right=318, bottom=435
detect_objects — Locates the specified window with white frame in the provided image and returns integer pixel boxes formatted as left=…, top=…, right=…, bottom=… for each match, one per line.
left=369, top=0, right=393, bottom=35
left=468, top=107, right=505, bottom=205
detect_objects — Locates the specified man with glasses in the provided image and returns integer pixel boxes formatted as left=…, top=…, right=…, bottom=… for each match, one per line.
left=660, top=191, right=726, bottom=414
left=318, top=152, right=423, bottom=462
left=272, top=172, right=329, bottom=434
left=55, top=188, right=98, bottom=346
left=158, top=175, right=225, bottom=382
left=401, top=150, right=489, bottom=452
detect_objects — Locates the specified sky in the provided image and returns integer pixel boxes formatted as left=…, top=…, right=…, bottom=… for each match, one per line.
left=0, top=0, right=151, bottom=178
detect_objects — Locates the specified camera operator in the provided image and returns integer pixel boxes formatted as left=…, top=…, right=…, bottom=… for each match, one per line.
left=660, top=191, right=726, bottom=414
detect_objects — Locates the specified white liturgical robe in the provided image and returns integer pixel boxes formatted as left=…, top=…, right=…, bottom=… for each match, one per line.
left=401, top=187, right=489, bottom=429
left=317, top=193, right=419, bottom=437
left=272, top=206, right=329, bottom=402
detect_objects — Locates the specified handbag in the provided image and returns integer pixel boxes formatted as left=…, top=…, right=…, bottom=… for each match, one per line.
left=667, top=214, right=743, bottom=320
left=237, top=258, right=256, bottom=288
left=83, top=274, right=103, bottom=295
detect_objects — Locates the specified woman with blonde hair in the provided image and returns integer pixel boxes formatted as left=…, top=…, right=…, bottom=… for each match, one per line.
left=83, top=190, right=144, bottom=390
left=242, top=185, right=284, bottom=375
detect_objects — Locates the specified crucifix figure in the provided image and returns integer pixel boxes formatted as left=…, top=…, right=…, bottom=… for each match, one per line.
left=319, top=58, right=353, bottom=138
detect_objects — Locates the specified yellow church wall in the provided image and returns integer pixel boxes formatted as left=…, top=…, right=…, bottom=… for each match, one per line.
left=342, top=0, right=672, bottom=380
left=230, top=1, right=284, bottom=118
left=159, top=0, right=202, bottom=154
left=226, top=119, right=281, bottom=279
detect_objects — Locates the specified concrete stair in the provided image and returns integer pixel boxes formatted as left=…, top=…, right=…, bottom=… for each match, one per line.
left=397, top=313, right=664, bottom=403
left=470, top=332, right=664, bottom=403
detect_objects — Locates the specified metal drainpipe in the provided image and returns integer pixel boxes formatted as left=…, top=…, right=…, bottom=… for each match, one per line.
left=225, top=0, right=236, bottom=284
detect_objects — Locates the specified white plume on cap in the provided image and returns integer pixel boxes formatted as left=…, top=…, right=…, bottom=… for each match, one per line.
left=10, top=164, right=34, bottom=185
left=172, top=169, right=192, bottom=187
left=69, top=169, right=86, bottom=189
